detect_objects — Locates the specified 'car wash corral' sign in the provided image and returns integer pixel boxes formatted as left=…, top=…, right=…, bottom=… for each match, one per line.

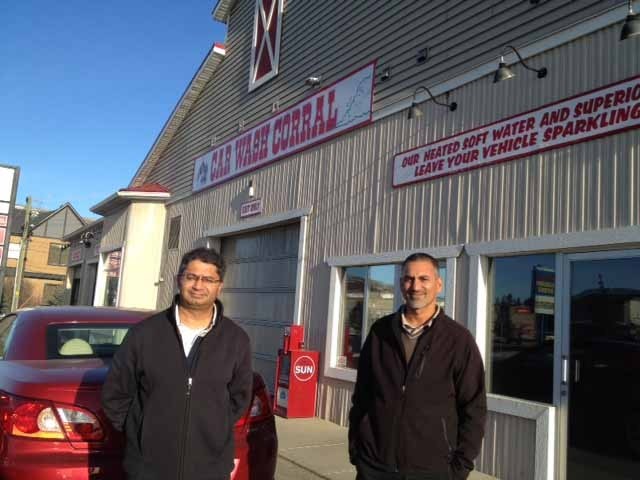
left=393, top=75, right=640, bottom=187
left=192, top=63, right=375, bottom=192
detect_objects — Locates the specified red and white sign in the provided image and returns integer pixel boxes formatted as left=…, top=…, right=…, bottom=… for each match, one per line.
left=240, top=198, right=263, bottom=218
left=70, top=246, right=83, bottom=264
left=394, top=75, right=640, bottom=187
left=193, top=63, right=375, bottom=193
left=293, top=355, right=316, bottom=382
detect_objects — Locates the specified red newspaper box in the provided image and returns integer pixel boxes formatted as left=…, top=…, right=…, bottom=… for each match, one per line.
left=273, top=326, right=319, bottom=418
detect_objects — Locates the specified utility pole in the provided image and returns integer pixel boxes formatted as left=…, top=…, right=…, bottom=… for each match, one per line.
left=11, top=196, right=32, bottom=312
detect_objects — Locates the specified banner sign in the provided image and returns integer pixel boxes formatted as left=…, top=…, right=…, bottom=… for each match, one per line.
left=193, top=62, right=375, bottom=192
left=393, top=75, right=640, bottom=187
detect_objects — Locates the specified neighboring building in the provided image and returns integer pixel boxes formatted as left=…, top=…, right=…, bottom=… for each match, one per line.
left=3, top=203, right=85, bottom=309
left=91, top=2, right=640, bottom=479
left=63, top=219, right=103, bottom=306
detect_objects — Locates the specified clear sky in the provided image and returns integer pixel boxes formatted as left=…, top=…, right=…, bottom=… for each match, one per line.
left=0, top=0, right=226, bottom=219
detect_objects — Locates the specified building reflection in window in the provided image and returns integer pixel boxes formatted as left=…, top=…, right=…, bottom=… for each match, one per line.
left=104, top=250, right=121, bottom=307
left=488, top=254, right=555, bottom=404
left=338, top=262, right=446, bottom=370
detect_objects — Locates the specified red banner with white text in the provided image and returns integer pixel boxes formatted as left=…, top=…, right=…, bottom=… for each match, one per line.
left=393, top=75, right=640, bottom=187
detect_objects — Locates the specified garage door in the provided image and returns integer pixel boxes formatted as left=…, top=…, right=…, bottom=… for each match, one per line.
left=220, top=223, right=299, bottom=393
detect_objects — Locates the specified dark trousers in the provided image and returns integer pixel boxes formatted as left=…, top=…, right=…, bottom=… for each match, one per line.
left=356, top=461, right=450, bottom=480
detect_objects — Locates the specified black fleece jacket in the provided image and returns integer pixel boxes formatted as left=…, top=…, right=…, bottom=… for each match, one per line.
left=348, top=308, right=486, bottom=480
left=101, top=298, right=253, bottom=480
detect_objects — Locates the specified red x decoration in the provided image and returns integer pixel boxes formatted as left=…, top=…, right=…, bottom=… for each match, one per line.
left=250, top=0, right=282, bottom=89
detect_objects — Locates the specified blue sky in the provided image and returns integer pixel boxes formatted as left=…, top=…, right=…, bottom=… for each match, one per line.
left=0, top=1, right=226, bottom=218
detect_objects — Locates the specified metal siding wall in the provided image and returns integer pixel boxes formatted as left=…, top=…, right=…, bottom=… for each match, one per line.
left=100, top=209, right=128, bottom=253
left=476, top=411, right=537, bottom=480
left=145, top=0, right=621, bottom=196
left=155, top=24, right=640, bottom=434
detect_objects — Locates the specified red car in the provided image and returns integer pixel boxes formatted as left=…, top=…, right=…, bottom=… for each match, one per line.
left=0, top=306, right=277, bottom=480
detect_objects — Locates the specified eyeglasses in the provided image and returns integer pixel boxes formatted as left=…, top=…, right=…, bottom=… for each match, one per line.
left=179, top=273, right=222, bottom=285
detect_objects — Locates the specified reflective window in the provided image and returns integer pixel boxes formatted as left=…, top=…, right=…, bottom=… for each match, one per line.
left=47, top=324, right=130, bottom=359
left=103, top=250, right=121, bottom=307
left=488, top=254, right=555, bottom=404
left=567, top=256, right=640, bottom=471
left=337, top=261, right=446, bottom=371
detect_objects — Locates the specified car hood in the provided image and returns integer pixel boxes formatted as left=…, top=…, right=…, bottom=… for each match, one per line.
left=0, top=358, right=110, bottom=404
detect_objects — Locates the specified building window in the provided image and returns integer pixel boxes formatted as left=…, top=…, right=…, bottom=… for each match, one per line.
left=487, top=254, right=555, bottom=404
left=335, top=262, right=447, bottom=371
left=48, top=243, right=69, bottom=266
left=103, top=250, right=121, bottom=307
left=167, top=216, right=181, bottom=249
left=249, top=0, right=283, bottom=91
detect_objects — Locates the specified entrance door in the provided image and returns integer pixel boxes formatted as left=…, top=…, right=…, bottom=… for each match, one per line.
left=563, top=251, right=640, bottom=480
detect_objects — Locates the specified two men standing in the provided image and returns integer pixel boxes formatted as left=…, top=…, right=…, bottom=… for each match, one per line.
left=349, top=253, right=487, bottom=480
left=102, top=248, right=252, bottom=480
left=102, top=248, right=485, bottom=480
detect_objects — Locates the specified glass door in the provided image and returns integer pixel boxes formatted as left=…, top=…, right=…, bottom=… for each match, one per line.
left=562, top=251, right=640, bottom=480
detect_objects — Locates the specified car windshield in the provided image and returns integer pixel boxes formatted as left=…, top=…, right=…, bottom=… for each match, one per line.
left=46, top=324, right=130, bottom=359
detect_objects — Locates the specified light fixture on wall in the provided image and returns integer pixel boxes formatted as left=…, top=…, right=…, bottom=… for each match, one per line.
left=380, top=66, right=392, bottom=82
left=80, top=231, right=94, bottom=248
left=238, top=119, right=245, bottom=132
left=493, top=45, right=547, bottom=83
left=416, top=47, right=429, bottom=64
left=407, top=86, right=457, bottom=119
left=209, top=134, right=218, bottom=147
left=248, top=180, right=255, bottom=198
left=272, top=100, right=280, bottom=112
left=305, top=75, right=322, bottom=88
left=621, top=0, right=640, bottom=40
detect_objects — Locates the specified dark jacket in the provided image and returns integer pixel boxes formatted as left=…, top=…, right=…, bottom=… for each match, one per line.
left=348, top=308, right=486, bottom=480
left=101, top=298, right=253, bottom=480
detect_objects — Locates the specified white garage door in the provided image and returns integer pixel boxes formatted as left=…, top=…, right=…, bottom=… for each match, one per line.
left=220, top=223, right=299, bottom=392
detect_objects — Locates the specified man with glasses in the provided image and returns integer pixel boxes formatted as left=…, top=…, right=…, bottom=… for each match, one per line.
left=348, top=253, right=486, bottom=480
left=102, top=247, right=252, bottom=480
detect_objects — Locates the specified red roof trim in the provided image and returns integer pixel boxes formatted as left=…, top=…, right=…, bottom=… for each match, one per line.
left=119, top=183, right=170, bottom=193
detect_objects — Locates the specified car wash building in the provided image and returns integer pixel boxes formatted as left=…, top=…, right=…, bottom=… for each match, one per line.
left=97, top=1, right=640, bottom=478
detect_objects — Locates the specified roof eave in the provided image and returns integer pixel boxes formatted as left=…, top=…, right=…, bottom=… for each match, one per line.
left=90, top=191, right=171, bottom=217
left=212, top=0, right=236, bottom=23
left=129, top=42, right=226, bottom=188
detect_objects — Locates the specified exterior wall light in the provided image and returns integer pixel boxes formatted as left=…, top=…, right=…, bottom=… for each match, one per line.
left=380, top=66, right=391, bottom=82
left=416, top=47, right=429, bottom=64
left=493, top=45, right=547, bottom=83
left=305, top=76, right=322, bottom=87
left=621, top=0, right=640, bottom=40
left=248, top=180, right=255, bottom=198
left=407, top=86, right=457, bottom=120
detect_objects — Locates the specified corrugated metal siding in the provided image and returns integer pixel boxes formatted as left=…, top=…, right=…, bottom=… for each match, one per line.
left=220, top=224, right=299, bottom=392
left=477, top=411, right=537, bottom=480
left=100, top=208, right=128, bottom=253
left=145, top=0, right=621, bottom=196
left=155, top=25, right=640, bottom=429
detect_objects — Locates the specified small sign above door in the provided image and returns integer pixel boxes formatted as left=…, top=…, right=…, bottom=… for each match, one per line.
left=240, top=198, right=263, bottom=218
